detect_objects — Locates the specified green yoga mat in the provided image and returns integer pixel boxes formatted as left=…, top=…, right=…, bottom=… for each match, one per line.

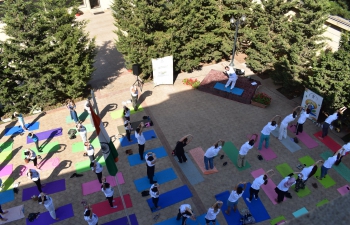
left=70, top=124, right=95, bottom=133
left=110, top=106, right=144, bottom=120
left=0, top=151, right=12, bottom=161
left=66, top=111, right=90, bottom=124
left=321, top=151, right=350, bottom=183
left=275, top=163, right=311, bottom=197
left=0, top=141, right=14, bottom=152
left=298, top=156, right=335, bottom=188
left=21, top=141, right=61, bottom=159
left=75, top=157, right=106, bottom=174
left=316, top=199, right=329, bottom=207
left=116, top=119, right=148, bottom=135
left=1, top=177, right=14, bottom=191
left=222, top=141, right=251, bottom=171
left=270, top=216, right=286, bottom=225
left=72, top=138, right=101, bottom=153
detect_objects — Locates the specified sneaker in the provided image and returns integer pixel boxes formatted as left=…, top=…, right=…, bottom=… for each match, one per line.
left=246, top=198, right=251, bottom=203
left=111, top=206, right=117, bottom=208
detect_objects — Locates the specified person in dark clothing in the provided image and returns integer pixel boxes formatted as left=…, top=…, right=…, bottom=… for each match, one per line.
left=174, top=134, right=193, bottom=163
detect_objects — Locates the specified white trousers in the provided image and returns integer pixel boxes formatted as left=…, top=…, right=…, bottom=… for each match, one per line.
left=225, top=78, right=237, bottom=89
left=79, top=131, right=87, bottom=143
left=279, top=123, right=288, bottom=140
left=45, top=201, right=57, bottom=219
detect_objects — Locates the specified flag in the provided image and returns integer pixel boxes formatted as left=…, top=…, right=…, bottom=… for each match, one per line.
left=90, top=105, right=119, bottom=176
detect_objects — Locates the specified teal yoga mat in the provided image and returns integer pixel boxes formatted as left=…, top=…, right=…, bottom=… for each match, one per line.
left=214, top=82, right=244, bottom=96
left=321, top=151, right=350, bottom=182
left=175, top=153, right=204, bottom=185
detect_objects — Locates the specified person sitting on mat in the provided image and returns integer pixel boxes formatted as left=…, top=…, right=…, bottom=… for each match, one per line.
left=319, top=107, right=347, bottom=139
left=295, top=160, right=322, bottom=192
left=174, top=134, right=194, bottom=163
left=150, top=183, right=161, bottom=210
left=246, top=169, right=274, bottom=203
left=224, top=66, right=238, bottom=90
left=278, top=106, right=301, bottom=140
left=225, top=181, right=247, bottom=215
left=238, top=135, right=257, bottom=168
left=176, top=204, right=196, bottom=225
left=335, top=142, right=350, bottom=165
left=316, top=154, right=340, bottom=180
left=295, top=107, right=311, bottom=135
left=275, top=172, right=300, bottom=203
left=258, top=115, right=280, bottom=150
left=205, top=201, right=223, bottom=225
left=204, top=139, right=225, bottom=170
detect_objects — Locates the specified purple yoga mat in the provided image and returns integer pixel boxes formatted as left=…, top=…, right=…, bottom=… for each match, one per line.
left=22, top=179, right=66, bottom=201
left=0, top=164, right=13, bottom=177
left=102, top=214, right=138, bottom=225
left=288, top=126, right=318, bottom=149
left=26, top=204, right=74, bottom=225
left=26, top=128, right=63, bottom=144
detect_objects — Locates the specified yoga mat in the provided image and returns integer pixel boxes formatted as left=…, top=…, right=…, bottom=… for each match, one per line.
left=26, top=128, right=62, bottom=144
left=222, top=141, right=251, bottom=171
left=155, top=214, right=220, bottom=225
left=270, top=216, right=286, bottom=225
left=134, top=168, right=177, bottom=192
left=292, top=207, right=308, bottom=218
left=288, top=126, right=318, bottom=149
left=22, top=179, right=66, bottom=201
left=65, top=111, right=89, bottom=123
left=21, top=141, right=60, bottom=159
left=0, top=205, right=24, bottom=224
left=0, top=141, right=13, bottom=152
left=110, top=105, right=144, bottom=119
left=271, top=128, right=301, bottom=153
left=252, top=135, right=277, bottom=161
left=189, top=147, right=218, bottom=174
left=1, top=177, right=14, bottom=191
left=102, top=214, right=138, bottom=225
left=321, top=151, right=350, bottom=182
left=316, top=199, right=329, bottom=207
left=0, top=165, right=13, bottom=177
left=117, top=120, right=147, bottom=135
left=25, top=203, right=74, bottom=225
left=242, top=183, right=270, bottom=222
left=215, top=191, right=242, bottom=225
left=75, top=157, right=106, bottom=174
left=214, top=82, right=244, bottom=96
left=0, top=151, right=12, bottom=162
left=127, top=146, right=168, bottom=166
left=71, top=124, right=95, bottom=132
left=71, top=138, right=101, bottom=153
left=146, top=185, right=193, bottom=212
left=82, top=173, right=125, bottom=196
left=176, top=153, right=204, bottom=185
left=313, top=131, right=341, bottom=152
left=4, top=122, right=40, bottom=136
left=0, top=190, right=14, bottom=204
left=341, top=133, right=350, bottom=143
left=119, top=129, right=157, bottom=147
left=298, top=156, right=336, bottom=188
left=20, top=158, right=60, bottom=176
left=337, top=185, right=350, bottom=196
left=92, top=194, right=132, bottom=217
left=251, top=168, right=278, bottom=205
left=275, top=163, right=311, bottom=197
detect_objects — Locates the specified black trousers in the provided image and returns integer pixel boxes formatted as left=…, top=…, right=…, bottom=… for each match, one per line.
left=152, top=197, right=159, bottom=208
left=34, top=141, right=40, bottom=151
left=176, top=150, right=187, bottom=163
left=126, top=130, right=131, bottom=141
left=96, top=172, right=103, bottom=183
left=88, top=154, right=95, bottom=162
left=249, top=187, right=260, bottom=201
left=176, top=209, right=188, bottom=225
left=30, top=157, right=38, bottom=166
left=139, top=144, right=145, bottom=160
left=107, top=196, right=114, bottom=207
left=147, top=165, right=155, bottom=183
left=296, top=123, right=304, bottom=135
left=131, top=95, right=138, bottom=110
left=34, top=178, right=43, bottom=193
left=275, top=187, right=286, bottom=203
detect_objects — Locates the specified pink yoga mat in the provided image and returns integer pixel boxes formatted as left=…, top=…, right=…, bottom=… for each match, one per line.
left=251, top=168, right=278, bottom=205
left=189, top=147, right=218, bottom=174
left=20, top=158, right=60, bottom=176
left=249, top=134, right=277, bottom=161
left=82, top=173, right=125, bottom=196
left=337, top=185, right=350, bottom=196
left=0, top=165, right=13, bottom=177
left=288, top=126, right=318, bottom=149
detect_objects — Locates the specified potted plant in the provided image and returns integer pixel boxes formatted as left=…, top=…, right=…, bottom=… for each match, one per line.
left=251, top=92, right=272, bottom=108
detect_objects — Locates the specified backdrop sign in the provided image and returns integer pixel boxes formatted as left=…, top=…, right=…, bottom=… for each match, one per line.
left=152, top=56, right=173, bottom=86
left=301, top=89, right=323, bottom=122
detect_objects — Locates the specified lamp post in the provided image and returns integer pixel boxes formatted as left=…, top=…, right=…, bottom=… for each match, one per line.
left=229, top=15, right=246, bottom=67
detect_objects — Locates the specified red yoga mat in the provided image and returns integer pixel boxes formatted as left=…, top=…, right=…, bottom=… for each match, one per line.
left=313, top=131, right=342, bottom=153
left=91, top=194, right=132, bottom=217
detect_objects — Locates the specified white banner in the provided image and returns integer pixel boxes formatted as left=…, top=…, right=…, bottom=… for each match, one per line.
left=301, top=89, right=323, bottom=122
left=152, top=56, right=173, bottom=86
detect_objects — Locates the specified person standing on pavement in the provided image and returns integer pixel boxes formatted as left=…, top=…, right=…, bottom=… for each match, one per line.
left=90, top=160, right=103, bottom=184
left=27, top=169, right=45, bottom=193
left=84, top=142, right=95, bottom=162
left=150, top=183, right=161, bottom=210
left=224, top=66, right=238, bottom=90
left=205, top=201, right=223, bottom=225
left=84, top=205, right=98, bottom=225
left=225, top=182, right=247, bottom=215
left=124, top=120, right=132, bottom=142
left=319, top=107, right=347, bottom=139
left=335, top=142, right=350, bottom=164
left=66, top=99, right=79, bottom=124
left=36, top=193, right=59, bottom=220
left=295, top=108, right=311, bottom=135
left=101, top=177, right=117, bottom=208
left=14, top=112, right=28, bottom=132
left=145, top=152, right=157, bottom=184
left=278, top=107, right=301, bottom=140
left=24, top=149, right=41, bottom=170
left=77, top=123, right=88, bottom=143
left=246, top=170, right=274, bottom=203
left=174, top=134, right=193, bottom=163
left=258, top=115, right=280, bottom=150
left=130, top=85, right=139, bottom=110
left=176, top=204, right=196, bottom=225
left=84, top=100, right=94, bottom=125
left=275, top=172, right=300, bottom=203
left=238, top=135, right=257, bottom=168
left=123, top=106, right=131, bottom=121
left=204, top=140, right=225, bottom=170
left=316, top=154, right=340, bottom=180
left=135, top=122, right=146, bottom=160
left=0, top=204, right=8, bottom=222
left=295, top=160, right=321, bottom=192
left=28, top=133, right=42, bottom=152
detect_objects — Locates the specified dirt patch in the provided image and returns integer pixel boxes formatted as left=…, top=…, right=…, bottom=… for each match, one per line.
left=276, top=87, right=302, bottom=100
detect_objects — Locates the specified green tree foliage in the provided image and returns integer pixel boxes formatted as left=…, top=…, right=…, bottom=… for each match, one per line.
left=329, top=0, right=350, bottom=19
left=0, top=0, right=95, bottom=114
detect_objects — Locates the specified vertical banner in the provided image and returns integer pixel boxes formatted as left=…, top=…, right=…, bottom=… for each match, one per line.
left=152, top=56, right=174, bottom=86
left=301, top=89, right=323, bottom=122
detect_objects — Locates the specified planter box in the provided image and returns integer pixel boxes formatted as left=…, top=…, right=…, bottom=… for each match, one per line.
left=251, top=100, right=268, bottom=108
left=32, top=109, right=42, bottom=114
left=1, top=118, right=12, bottom=123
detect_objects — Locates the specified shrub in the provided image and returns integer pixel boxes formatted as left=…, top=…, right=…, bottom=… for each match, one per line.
left=252, top=93, right=272, bottom=105
left=182, top=78, right=200, bottom=89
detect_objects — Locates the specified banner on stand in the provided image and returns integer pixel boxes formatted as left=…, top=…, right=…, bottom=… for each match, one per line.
left=301, top=89, right=323, bottom=122
left=152, top=56, right=173, bottom=86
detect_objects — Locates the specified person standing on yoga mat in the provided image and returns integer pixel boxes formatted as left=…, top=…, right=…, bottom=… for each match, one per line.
left=295, top=108, right=311, bottom=135
left=36, top=193, right=59, bottom=220
left=130, top=85, right=139, bottom=110
left=28, top=133, right=42, bottom=152
left=123, top=106, right=131, bottom=121
left=225, top=181, right=247, bottom=215
left=150, top=183, right=161, bottom=210
left=204, top=139, right=225, bottom=170
left=66, top=99, right=79, bottom=124
left=124, top=120, right=132, bottom=142
left=238, top=135, right=257, bottom=168
left=27, top=169, right=45, bottom=193
left=0, top=204, right=8, bottom=222
left=319, top=107, right=347, bottom=139
left=316, top=154, right=340, bottom=180
left=175, top=134, right=193, bottom=163
left=176, top=204, right=196, bottom=225
left=84, top=142, right=95, bottom=162
left=246, top=169, right=274, bottom=203
left=335, top=142, right=350, bottom=164
left=77, top=123, right=87, bottom=143
left=224, top=66, right=238, bottom=90
left=275, top=172, right=299, bottom=203
left=135, top=122, right=146, bottom=160
left=24, top=149, right=41, bottom=170
left=258, top=115, right=280, bottom=150
left=101, top=177, right=117, bottom=208
left=278, top=106, right=301, bottom=140
left=14, top=112, right=28, bottom=132
left=295, top=160, right=322, bottom=192
left=205, top=201, right=222, bottom=225
left=145, top=152, right=157, bottom=184
left=90, top=160, right=103, bottom=184
left=84, top=205, right=98, bottom=225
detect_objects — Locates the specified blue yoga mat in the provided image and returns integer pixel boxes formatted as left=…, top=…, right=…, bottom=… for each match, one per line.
left=0, top=189, right=14, bottom=204
left=102, top=214, right=138, bottom=225
left=134, top=168, right=177, bottom=192
left=215, top=191, right=242, bottom=225
left=119, top=130, right=157, bottom=147
left=26, top=204, right=74, bottom=225
left=176, top=153, right=204, bottom=185
left=146, top=185, right=193, bottom=212
left=242, top=183, right=270, bottom=222
left=271, top=128, right=301, bottom=153
left=4, top=122, right=40, bottom=136
left=128, top=146, right=168, bottom=166
left=214, top=82, right=244, bottom=96
left=155, top=213, right=220, bottom=225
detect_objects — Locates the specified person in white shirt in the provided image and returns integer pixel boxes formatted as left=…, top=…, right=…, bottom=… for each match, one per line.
left=316, top=153, right=341, bottom=180
left=278, top=106, right=301, bottom=140
left=101, top=177, right=117, bottom=208
left=225, top=182, right=247, bottom=215
left=130, top=85, right=140, bottom=110
left=135, top=122, right=146, bottom=160
left=27, top=169, right=45, bottom=193
left=246, top=169, right=274, bottom=203
left=258, top=115, right=280, bottom=150
left=320, top=107, right=347, bottom=139
left=204, top=140, right=225, bottom=170
left=275, top=172, right=300, bottom=203
left=238, top=135, right=257, bottom=168
left=24, top=149, right=41, bottom=170
left=90, top=160, right=103, bottom=184
left=84, top=205, right=98, bottom=225
left=176, top=204, right=195, bottom=225
left=84, top=142, right=95, bottom=162
left=124, top=120, right=132, bottom=142
left=296, top=108, right=311, bottom=135
left=77, top=123, right=87, bottom=143
left=123, top=106, right=131, bottom=121
left=205, top=201, right=223, bottom=225
left=335, top=142, right=350, bottom=164
left=84, top=100, right=94, bottom=125
left=224, top=66, right=238, bottom=90
left=295, top=160, right=322, bottom=192
left=150, top=183, right=160, bottom=210
left=145, top=152, right=157, bottom=184
left=37, top=193, right=59, bottom=220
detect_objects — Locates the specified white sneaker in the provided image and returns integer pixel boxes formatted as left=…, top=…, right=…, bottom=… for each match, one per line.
left=246, top=198, right=251, bottom=203
left=111, top=206, right=117, bottom=208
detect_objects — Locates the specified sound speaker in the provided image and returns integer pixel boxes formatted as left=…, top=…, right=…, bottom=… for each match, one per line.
left=132, top=64, right=140, bottom=76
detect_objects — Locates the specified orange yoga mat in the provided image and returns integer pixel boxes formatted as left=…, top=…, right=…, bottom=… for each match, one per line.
left=189, top=147, right=218, bottom=175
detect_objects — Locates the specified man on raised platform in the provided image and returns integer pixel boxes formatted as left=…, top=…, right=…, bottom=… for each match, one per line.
left=224, top=66, right=238, bottom=90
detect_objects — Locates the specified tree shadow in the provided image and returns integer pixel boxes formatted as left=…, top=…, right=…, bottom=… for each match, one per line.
left=0, top=146, right=23, bottom=182
left=49, top=160, right=72, bottom=180
left=38, top=144, right=67, bottom=169
left=138, top=90, right=152, bottom=106
left=99, top=103, right=118, bottom=120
